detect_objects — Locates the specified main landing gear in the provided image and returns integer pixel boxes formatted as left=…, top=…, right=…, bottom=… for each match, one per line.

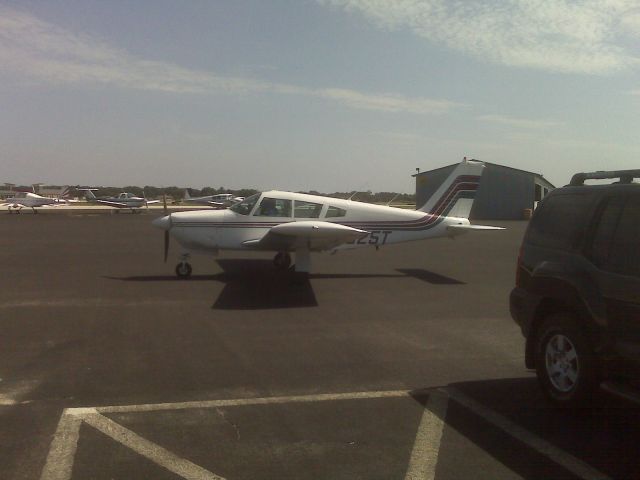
left=175, top=253, right=192, bottom=279
left=273, top=252, right=292, bottom=270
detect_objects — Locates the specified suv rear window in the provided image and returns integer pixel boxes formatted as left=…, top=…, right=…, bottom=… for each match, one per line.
left=527, top=193, right=594, bottom=250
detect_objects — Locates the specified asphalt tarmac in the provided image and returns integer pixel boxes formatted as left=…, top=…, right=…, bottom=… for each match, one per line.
left=1, top=213, right=639, bottom=479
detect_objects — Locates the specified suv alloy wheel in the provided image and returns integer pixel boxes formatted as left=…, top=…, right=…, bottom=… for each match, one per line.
left=535, top=313, right=598, bottom=406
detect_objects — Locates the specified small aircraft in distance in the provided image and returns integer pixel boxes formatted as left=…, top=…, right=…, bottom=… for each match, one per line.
left=152, top=159, right=504, bottom=278
left=2, top=186, right=74, bottom=213
left=183, top=189, right=244, bottom=208
left=81, top=189, right=160, bottom=213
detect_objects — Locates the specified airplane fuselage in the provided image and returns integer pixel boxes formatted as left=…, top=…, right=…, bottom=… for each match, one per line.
left=164, top=191, right=470, bottom=254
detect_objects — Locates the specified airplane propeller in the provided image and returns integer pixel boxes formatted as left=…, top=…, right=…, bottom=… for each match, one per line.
left=163, top=194, right=170, bottom=262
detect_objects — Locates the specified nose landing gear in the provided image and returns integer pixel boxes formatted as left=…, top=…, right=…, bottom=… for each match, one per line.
left=273, top=252, right=292, bottom=270
left=175, top=253, right=192, bottom=279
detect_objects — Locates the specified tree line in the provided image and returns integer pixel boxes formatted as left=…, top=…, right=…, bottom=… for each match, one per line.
left=6, top=184, right=416, bottom=204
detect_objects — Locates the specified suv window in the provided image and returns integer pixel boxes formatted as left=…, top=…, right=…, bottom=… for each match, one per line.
left=596, top=195, right=640, bottom=277
left=527, top=193, right=593, bottom=250
left=589, top=196, right=625, bottom=268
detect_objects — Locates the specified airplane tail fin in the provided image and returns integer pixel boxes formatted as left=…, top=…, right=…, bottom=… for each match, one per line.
left=184, top=189, right=191, bottom=200
left=418, top=158, right=485, bottom=219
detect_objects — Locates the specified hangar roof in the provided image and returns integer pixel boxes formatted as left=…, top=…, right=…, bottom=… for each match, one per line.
left=413, top=160, right=555, bottom=190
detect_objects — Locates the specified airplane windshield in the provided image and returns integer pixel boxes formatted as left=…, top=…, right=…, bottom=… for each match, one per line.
left=230, top=193, right=260, bottom=215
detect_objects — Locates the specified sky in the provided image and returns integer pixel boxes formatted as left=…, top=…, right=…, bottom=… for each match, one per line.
left=1, top=0, right=639, bottom=193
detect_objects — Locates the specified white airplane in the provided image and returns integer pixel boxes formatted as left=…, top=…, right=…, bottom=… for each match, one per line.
left=2, top=186, right=73, bottom=213
left=81, top=189, right=160, bottom=212
left=152, top=159, right=504, bottom=278
left=183, top=189, right=244, bottom=208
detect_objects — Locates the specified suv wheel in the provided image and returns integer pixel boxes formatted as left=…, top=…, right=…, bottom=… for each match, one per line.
left=534, top=312, right=598, bottom=407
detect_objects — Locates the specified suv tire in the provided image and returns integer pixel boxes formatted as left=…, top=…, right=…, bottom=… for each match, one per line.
left=534, top=312, right=598, bottom=407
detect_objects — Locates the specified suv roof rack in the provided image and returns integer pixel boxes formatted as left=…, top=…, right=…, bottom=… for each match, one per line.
left=570, top=169, right=640, bottom=186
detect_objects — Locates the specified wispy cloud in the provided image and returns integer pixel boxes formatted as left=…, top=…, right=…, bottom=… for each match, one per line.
left=320, top=0, right=640, bottom=74
left=478, top=114, right=562, bottom=130
left=0, top=6, right=460, bottom=115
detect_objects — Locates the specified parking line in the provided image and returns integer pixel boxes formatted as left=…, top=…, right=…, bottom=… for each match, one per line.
left=94, top=389, right=410, bottom=413
left=443, top=387, right=611, bottom=480
left=39, top=411, right=84, bottom=480
left=404, top=391, right=449, bottom=480
left=83, top=412, right=225, bottom=480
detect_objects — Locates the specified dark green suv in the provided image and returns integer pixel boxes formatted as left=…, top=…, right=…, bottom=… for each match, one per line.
left=510, top=169, right=640, bottom=406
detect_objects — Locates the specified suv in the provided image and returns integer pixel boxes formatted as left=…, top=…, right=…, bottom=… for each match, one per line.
left=510, top=169, right=640, bottom=406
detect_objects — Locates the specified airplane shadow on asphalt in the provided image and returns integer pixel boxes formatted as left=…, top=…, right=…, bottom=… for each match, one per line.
left=105, top=259, right=465, bottom=310
left=409, top=377, right=640, bottom=480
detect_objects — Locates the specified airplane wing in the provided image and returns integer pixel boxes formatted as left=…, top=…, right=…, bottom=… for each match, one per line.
left=183, top=199, right=226, bottom=207
left=242, top=221, right=369, bottom=251
left=204, top=201, right=226, bottom=207
left=145, top=200, right=161, bottom=204
left=446, top=224, right=505, bottom=237
left=95, top=199, right=131, bottom=208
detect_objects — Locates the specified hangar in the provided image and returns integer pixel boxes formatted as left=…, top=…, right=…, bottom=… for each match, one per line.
left=413, top=159, right=555, bottom=220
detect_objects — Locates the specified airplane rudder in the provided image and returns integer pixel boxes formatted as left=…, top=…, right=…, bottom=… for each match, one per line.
left=418, top=159, right=484, bottom=216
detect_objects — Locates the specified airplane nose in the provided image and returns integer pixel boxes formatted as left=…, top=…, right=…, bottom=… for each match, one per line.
left=152, top=215, right=172, bottom=231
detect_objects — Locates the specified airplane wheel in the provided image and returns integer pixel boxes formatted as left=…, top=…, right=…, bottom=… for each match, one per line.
left=273, top=252, right=291, bottom=270
left=175, top=262, right=192, bottom=279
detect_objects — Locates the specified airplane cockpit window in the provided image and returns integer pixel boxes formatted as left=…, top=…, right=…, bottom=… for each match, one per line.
left=325, top=206, right=347, bottom=218
left=294, top=200, right=322, bottom=218
left=255, top=197, right=292, bottom=217
left=230, top=193, right=260, bottom=215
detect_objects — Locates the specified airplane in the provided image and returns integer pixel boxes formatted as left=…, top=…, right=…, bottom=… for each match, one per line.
left=81, top=189, right=160, bottom=213
left=2, top=186, right=73, bottom=213
left=152, top=159, right=504, bottom=278
left=183, top=189, right=244, bottom=208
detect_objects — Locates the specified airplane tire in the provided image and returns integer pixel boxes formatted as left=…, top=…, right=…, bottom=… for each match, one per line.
left=273, top=252, right=291, bottom=270
left=175, top=262, right=193, bottom=279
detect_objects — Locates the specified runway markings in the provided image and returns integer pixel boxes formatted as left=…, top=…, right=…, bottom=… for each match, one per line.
left=39, top=388, right=611, bottom=480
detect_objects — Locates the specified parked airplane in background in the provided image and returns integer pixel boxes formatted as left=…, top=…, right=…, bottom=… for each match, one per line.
left=153, top=159, right=504, bottom=278
left=2, top=186, right=73, bottom=213
left=183, top=190, right=244, bottom=208
left=81, top=189, right=159, bottom=212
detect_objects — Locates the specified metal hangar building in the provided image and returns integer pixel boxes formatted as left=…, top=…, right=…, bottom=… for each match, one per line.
left=413, top=160, right=555, bottom=220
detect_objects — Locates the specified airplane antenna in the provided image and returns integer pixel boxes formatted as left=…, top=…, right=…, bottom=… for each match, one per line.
left=386, top=193, right=399, bottom=206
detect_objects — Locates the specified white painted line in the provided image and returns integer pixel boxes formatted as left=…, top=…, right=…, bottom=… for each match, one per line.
left=404, top=391, right=449, bottom=480
left=83, top=412, right=225, bottom=480
left=0, top=299, right=183, bottom=309
left=40, top=410, right=85, bottom=480
left=93, top=389, right=410, bottom=414
left=443, top=387, right=612, bottom=480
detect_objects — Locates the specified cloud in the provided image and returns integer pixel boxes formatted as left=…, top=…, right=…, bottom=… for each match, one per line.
left=320, top=0, right=640, bottom=74
left=478, top=114, right=562, bottom=129
left=0, top=6, right=459, bottom=115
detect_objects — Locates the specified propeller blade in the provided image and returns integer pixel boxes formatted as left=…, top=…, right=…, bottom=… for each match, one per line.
left=164, top=230, right=170, bottom=263
left=163, top=194, right=168, bottom=216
